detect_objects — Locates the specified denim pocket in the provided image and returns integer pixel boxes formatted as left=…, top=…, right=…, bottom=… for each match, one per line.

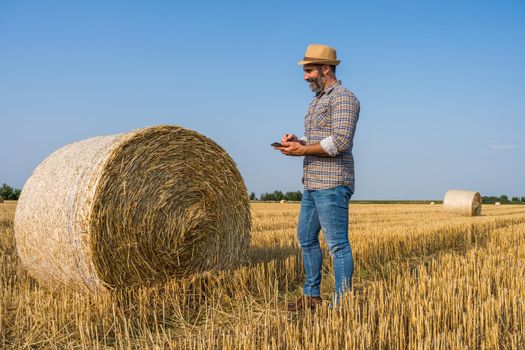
left=336, top=185, right=352, bottom=205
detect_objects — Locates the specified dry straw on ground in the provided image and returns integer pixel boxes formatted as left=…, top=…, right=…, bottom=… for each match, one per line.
left=3, top=202, right=525, bottom=348
left=443, top=190, right=482, bottom=216
left=14, top=125, right=251, bottom=291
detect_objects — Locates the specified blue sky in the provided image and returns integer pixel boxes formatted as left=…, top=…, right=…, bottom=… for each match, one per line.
left=1, top=0, right=524, bottom=199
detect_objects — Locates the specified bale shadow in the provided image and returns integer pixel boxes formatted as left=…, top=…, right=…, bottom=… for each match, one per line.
left=245, top=243, right=301, bottom=266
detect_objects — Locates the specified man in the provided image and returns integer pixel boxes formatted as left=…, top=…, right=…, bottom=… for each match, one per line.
left=274, top=44, right=360, bottom=311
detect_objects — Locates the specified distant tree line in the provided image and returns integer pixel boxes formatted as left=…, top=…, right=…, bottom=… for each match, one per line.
left=482, top=195, right=525, bottom=204
left=248, top=192, right=525, bottom=204
left=3, top=183, right=523, bottom=204
left=0, top=183, right=22, bottom=200
left=250, top=190, right=302, bottom=202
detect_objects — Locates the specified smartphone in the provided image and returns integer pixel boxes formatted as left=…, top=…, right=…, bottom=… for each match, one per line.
left=271, top=142, right=283, bottom=147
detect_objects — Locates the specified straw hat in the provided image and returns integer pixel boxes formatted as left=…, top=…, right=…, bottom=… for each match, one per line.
left=297, top=44, right=340, bottom=66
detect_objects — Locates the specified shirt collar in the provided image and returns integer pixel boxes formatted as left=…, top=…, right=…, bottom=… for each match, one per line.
left=316, top=80, right=341, bottom=97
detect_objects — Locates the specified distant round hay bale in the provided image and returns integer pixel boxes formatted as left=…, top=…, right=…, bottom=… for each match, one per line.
left=443, top=190, right=482, bottom=216
left=280, top=199, right=286, bottom=203
left=495, top=202, right=501, bottom=206
left=14, top=125, right=251, bottom=291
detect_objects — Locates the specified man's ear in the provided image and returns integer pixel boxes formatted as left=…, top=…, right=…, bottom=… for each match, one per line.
left=321, top=65, right=331, bottom=76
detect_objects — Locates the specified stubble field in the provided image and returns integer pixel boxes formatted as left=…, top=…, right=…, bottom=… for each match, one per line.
left=1, top=201, right=524, bottom=349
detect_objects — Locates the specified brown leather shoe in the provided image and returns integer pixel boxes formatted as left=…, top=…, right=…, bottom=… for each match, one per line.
left=287, top=295, right=322, bottom=312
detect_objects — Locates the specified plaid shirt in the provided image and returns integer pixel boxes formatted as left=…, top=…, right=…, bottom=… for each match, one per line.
left=303, top=80, right=360, bottom=191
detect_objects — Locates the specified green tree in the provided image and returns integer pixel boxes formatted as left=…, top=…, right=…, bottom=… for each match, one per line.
left=511, top=196, right=520, bottom=203
left=482, top=196, right=500, bottom=204
left=499, top=195, right=509, bottom=204
left=260, top=190, right=303, bottom=201
left=0, top=183, right=21, bottom=200
left=284, top=191, right=302, bottom=201
left=0, top=184, right=13, bottom=199
left=249, top=192, right=256, bottom=201
left=259, top=192, right=272, bottom=201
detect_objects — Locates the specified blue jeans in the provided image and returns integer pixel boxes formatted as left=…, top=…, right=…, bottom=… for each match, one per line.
left=297, top=185, right=354, bottom=303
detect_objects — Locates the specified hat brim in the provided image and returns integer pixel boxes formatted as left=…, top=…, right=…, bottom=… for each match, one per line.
left=298, top=59, right=340, bottom=66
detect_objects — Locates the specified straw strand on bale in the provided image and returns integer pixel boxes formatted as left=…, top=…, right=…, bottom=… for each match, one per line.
left=14, top=125, right=251, bottom=291
left=443, top=190, right=482, bottom=216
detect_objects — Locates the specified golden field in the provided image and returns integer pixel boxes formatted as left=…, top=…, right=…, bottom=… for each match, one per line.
left=1, top=200, right=524, bottom=349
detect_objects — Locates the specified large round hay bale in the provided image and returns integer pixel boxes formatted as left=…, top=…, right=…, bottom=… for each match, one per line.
left=443, top=190, right=482, bottom=216
left=14, top=125, right=251, bottom=291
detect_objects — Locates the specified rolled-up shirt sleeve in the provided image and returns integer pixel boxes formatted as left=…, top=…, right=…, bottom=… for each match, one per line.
left=331, top=94, right=360, bottom=155
left=320, top=136, right=338, bottom=156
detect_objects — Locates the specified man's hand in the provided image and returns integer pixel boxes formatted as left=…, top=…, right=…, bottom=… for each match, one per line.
left=281, top=133, right=299, bottom=144
left=281, top=133, right=306, bottom=147
left=275, top=133, right=306, bottom=156
left=274, top=133, right=327, bottom=156
left=278, top=142, right=305, bottom=156
left=274, top=141, right=329, bottom=157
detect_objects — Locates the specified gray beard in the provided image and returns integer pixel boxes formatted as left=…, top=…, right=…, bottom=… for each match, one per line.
left=308, top=74, right=325, bottom=93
